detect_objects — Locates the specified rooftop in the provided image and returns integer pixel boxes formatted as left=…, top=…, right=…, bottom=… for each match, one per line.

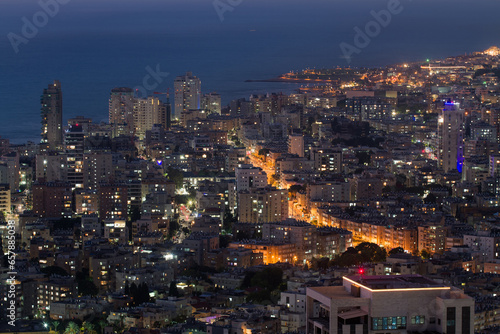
left=344, top=275, right=448, bottom=290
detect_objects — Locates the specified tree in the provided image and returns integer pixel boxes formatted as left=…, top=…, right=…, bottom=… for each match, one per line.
left=305, top=116, right=316, bottom=134
left=421, top=249, right=431, bottom=259
left=52, top=321, right=61, bottom=334
left=138, top=282, right=150, bottom=304
left=219, top=235, right=232, bottom=248
left=474, top=67, right=500, bottom=79
left=129, top=206, right=141, bottom=223
left=332, top=243, right=387, bottom=267
left=258, top=148, right=270, bottom=156
left=236, top=229, right=253, bottom=240
left=83, top=322, right=97, bottom=334
left=389, top=247, right=405, bottom=256
left=355, top=151, right=371, bottom=165
left=166, top=167, right=184, bottom=189
left=188, top=187, right=197, bottom=199
left=169, top=281, right=180, bottom=297
left=289, top=184, right=305, bottom=198
left=168, top=219, right=180, bottom=239
left=74, top=228, right=81, bottom=241
left=128, top=282, right=150, bottom=305
left=173, top=195, right=188, bottom=206
left=111, top=320, right=124, bottom=334
left=333, top=248, right=362, bottom=267
left=171, top=315, right=187, bottom=324
left=311, top=257, right=330, bottom=270
left=223, top=207, right=237, bottom=233
left=396, top=174, right=407, bottom=188
left=76, top=270, right=98, bottom=296
left=241, top=267, right=283, bottom=291
left=78, top=279, right=98, bottom=296
left=424, top=193, right=437, bottom=204
left=41, top=266, right=70, bottom=277
left=64, top=322, right=79, bottom=334
left=53, top=217, right=81, bottom=231
left=97, top=320, right=106, bottom=334
left=252, top=267, right=283, bottom=291
left=355, top=242, right=387, bottom=263
left=130, top=282, right=138, bottom=298
left=241, top=267, right=284, bottom=304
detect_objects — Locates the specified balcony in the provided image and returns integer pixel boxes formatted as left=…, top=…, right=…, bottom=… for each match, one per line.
left=308, top=317, right=329, bottom=334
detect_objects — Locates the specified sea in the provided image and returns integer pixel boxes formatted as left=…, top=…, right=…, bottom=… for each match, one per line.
left=0, top=0, right=499, bottom=144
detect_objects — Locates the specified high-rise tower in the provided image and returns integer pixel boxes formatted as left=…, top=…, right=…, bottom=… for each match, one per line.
left=65, top=124, right=85, bottom=189
left=133, top=96, right=170, bottom=140
left=109, top=87, right=135, bottom=137
left=438, top=101, right=465, bottom=172
left=174, top=72, right=201, bottom=118
left=41, top=80, right=63, bottom=150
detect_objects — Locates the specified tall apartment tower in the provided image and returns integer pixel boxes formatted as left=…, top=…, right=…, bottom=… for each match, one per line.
left=289, top=133, right=305, bottom=158
left=133, top=96, right=170, bottom=140
left=174, top=72, right=201, bottom=118
left=438, top=102, right=465, bottom=172
left=65, top=124, right=85, bottom=189
left=202, top=92, right=222, bottom=114
left=109, top=87, right=135, bottom=137
left=41, top=80, right=63, bottom=150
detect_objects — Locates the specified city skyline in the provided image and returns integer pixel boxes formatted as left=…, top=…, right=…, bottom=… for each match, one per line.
left=2, top=1, right=500, bottom=333
left=1, top=0, right=500, bottom=142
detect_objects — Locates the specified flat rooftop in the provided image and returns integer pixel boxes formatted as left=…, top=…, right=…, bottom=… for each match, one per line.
left=308, top=285, right=355, bottom=299
left=344, top=275, right=447, bottom=290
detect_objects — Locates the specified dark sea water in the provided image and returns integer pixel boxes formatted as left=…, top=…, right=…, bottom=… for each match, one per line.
left=0, top=0, right=499, bottom=143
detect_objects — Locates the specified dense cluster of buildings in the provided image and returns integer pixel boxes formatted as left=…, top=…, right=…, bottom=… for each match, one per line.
left=1, top=47, right=500, bottom=333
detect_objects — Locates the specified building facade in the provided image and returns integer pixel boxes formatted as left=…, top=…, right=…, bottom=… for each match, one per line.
left=41, top=80, right=63, bottom=150
left=306, top=275, right=474, bottom=334
left=174, top=72, right=201, bottom=118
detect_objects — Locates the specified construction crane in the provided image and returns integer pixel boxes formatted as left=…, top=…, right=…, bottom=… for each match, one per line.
left=153, top=88, right=170, bottom=101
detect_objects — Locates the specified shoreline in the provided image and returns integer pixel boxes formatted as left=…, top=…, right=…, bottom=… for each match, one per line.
left=245, top=78, right=337, bottom=84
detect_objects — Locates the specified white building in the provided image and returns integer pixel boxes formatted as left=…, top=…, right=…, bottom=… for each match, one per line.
left=463, top=230, right=500, bottom=262
left=306, top=275, right=474, bottom=334
left=235, top=164, right=267, bottom=192
left=174, top=72, right=201, bottom=118
left=280, top=289, right=307, bottom=333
